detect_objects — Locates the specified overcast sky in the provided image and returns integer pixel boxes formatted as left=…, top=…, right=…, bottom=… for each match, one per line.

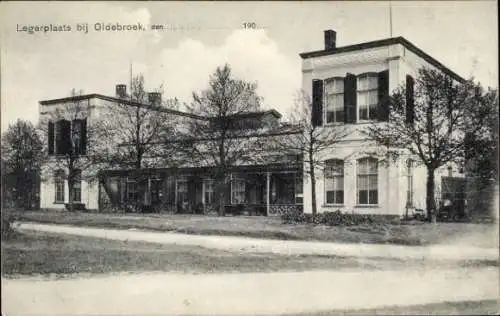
left=0, top=1, right=497, bottom=131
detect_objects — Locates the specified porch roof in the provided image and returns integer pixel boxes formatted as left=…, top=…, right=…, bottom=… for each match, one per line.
left=100, top=162, right=301, bottom=177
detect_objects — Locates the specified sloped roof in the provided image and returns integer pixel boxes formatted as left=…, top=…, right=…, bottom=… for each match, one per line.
left=39, top=93, right=206, bottom=120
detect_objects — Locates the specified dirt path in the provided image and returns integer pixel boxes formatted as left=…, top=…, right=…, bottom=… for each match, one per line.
left=15, top=222, right=499, bottom=261
left=2, top=268, right=498, bottom=315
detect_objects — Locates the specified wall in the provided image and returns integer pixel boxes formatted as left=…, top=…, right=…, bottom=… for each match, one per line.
left=40, top=176, right=99, bottom=211
left=300, top=41, right=464, bottom=216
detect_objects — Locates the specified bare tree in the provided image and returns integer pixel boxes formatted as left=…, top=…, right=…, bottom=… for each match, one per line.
left=1, top=119, right=44, bottom=209
left=39, top=89, right=105, bottom=211
left=273, top=90, right=348, bottom=215
left=99, top=74, right=180, bottom=170
left=368, top=67, right=497, bottom=219
left=184, top=64, right=264, bottom=216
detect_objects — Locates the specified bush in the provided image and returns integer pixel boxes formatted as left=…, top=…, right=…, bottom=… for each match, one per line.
left=65, top=203, right=86, bottom=211
left=1, top=211, right=15, bottom=239
left=281, top=209, right=397, bottom=226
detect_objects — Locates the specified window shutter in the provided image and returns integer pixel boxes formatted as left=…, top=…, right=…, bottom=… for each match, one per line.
left=344, top=73, right=357, bottom=123
left=377, top=70, right=390, bottom=121
left=48, top=121, right=54, bottom=155
left=311, top=79, right=324, bottom=127
left=405, top=75, right=415, bottom=125
left=81, top=118, right=87, bottom=155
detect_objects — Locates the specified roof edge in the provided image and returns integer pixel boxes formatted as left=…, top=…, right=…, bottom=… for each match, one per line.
left=299, top=36, right=466, bottom=83
left=39, top=93, right=206, bottom=120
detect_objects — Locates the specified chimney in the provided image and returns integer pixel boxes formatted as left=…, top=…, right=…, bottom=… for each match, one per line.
left=324, top=29, right=336, bottom=50
left=148, top=92, right=162, bottom=106
left=116, top=84, right=127, bottom=98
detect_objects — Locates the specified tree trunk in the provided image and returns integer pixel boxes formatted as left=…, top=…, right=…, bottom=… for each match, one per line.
left=309, top=160, right=317, bottom=216
left=216, top=173, right=226, bottom=217
left=426, top=168, right=436, bottom=222
left=218, top=194, right=225, bottom=216
left=68, top=179, right=74, bottom=212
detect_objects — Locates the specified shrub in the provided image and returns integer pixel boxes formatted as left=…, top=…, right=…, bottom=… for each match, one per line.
left=281, top=209, right=397, bottom=226
left=1, top=211, right=15, bottom=239
left=65, top=203, right=86, bottom=211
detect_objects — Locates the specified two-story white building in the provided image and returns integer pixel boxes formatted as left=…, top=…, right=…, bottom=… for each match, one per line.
left=300, top=30, right=466, bottom=216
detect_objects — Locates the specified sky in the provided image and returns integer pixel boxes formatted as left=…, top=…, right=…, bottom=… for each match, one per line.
left=0, top=1, right=498, bottom=131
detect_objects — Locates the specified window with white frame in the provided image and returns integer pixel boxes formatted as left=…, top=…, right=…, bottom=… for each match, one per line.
left=151, top=177, right=163, bottom=204
left=295, top=174, right=303, bottom=204
left=54, top=169, right=65, bottom=203
left=357, top=158, right=378, bottom=205
left=126, top=178, right=138, bottom=202
left=357, top=74, right=378, bottom=121
left=406, top=159, right=414, bottom=207
left=204, top=179, right=215, bottom=204
left=324, top=78, right=344, bottom=123
left=71, top=169, right=82, bottom=202
left=325, top=160, right=344, bottom=204
left=231, top=177, right=246, bottom=204
left=176, top=179, right=188, bottom=204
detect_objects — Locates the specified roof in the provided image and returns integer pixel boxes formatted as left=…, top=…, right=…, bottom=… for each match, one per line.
left=219, top=109, right=282, bottom=120
left=39, top=94, right=284, bottom=120
left=39, top=93, right=206, bottom=120
left=299, top=36, right=466, bottom=83
left=100, top=162, right=301, bottom=177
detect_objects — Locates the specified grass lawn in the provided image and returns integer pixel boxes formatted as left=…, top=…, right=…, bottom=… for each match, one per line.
left=2, top=230, right=416, bottom=277
left=290, top=299, right=500, bottom=316
left=7, top=210, right=499, bottom=247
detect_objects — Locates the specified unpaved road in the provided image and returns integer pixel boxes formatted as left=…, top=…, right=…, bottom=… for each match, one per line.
left=3, top=222, right=499, bottom=315
left=2, top=268, right=499, bottom=315
left=14, top=222, right=499, bottom=261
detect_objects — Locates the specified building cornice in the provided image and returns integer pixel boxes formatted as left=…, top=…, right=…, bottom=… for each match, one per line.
left=300, top=36, right=465, bottom=83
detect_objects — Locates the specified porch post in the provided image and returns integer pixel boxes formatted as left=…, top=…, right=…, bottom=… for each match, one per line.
left=147, top=177, right=151, bottom=205
left=202, top=179, right=205, bottom=205
left=174, top=178, right=178, bottom=206
left=266, top=171, right=271, bottom=216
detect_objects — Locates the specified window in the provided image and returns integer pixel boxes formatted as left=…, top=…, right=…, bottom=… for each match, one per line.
left=357, top=74, right=378, bottom=121
left=406, top=159, right=414, bottom=207
left=176, top=179, right=188, bottom=204
left=324, top=78, right=344, bottom=123
left=357, top=158, right=378, bottom=205
left=231, top=177, right=246, bottom=204
left=55, top=120, right=71, bottom=155
left=325, top=160, right=344, bottom=204
left=151, top=177, right=163, bottom=204
left=126, top=178, right=138, bottom=202
left=295, top=174, right=303, bottom=204
left=204, top=179, right=215, bottom=204
left=71, top=170, right=82, bottom=202
left=54, top=169, right=65, bottom=203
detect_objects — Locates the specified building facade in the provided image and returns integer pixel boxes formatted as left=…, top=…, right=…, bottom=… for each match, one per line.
left=39, top=90, right=303, bottom=215
left=39, top=30, right=468, bottom=217
left=300, top=30, right=466, bottom=216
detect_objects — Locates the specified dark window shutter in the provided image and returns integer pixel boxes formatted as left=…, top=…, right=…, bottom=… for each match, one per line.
left=377, top=70, right=390, bottom=121
left=344, top=73, right=357, bottom=123
left=81, top=118, right=87, bottom=155
left=406, top=75, right=415, bottom=125
left=58, top=120, right=71, bottom=155
left=311, top=79, right=324, bottom=127
left=48, top=121, right=54, bottom=155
